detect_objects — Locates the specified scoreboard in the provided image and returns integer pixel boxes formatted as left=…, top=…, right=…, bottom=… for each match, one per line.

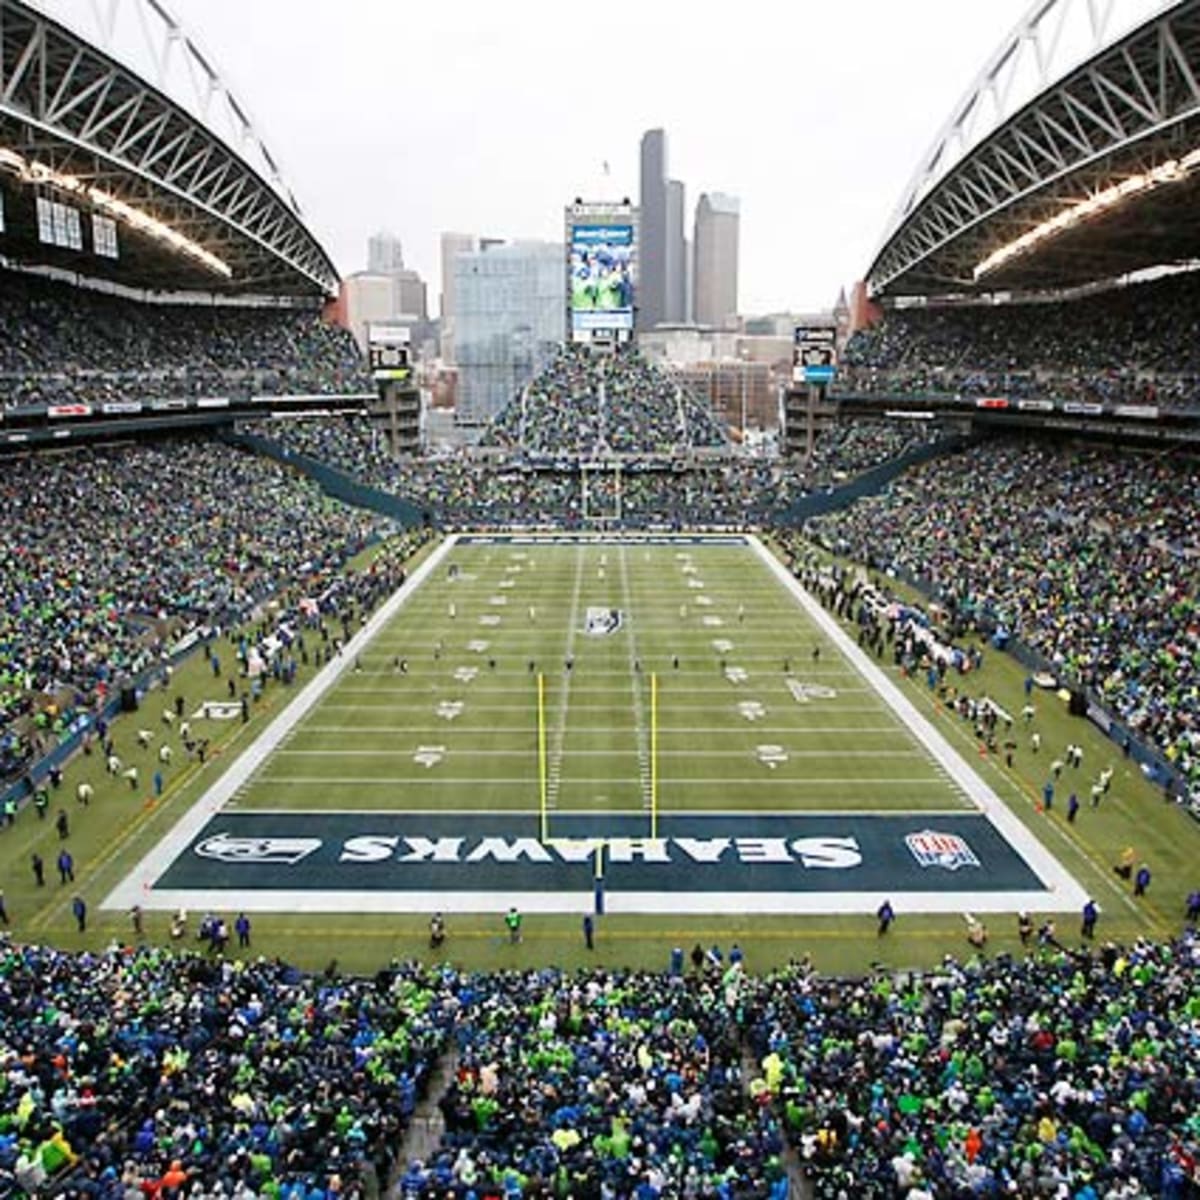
left=368, top=325, right=411, bottom=382
left=792, top=326, right=837, bottom=385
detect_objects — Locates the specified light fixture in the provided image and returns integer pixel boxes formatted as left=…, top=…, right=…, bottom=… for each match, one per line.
left=974, top=147, right=1200, bottom=280
left=0, top=148, right=232, bottom=277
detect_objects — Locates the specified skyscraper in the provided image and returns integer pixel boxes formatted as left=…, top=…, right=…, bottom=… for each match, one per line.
left=638, top=129, right=667, bottom=330
left=439, top=232, right=479, bottom=363
left=367, top=231, right=405, bottom=275
left=393, top=269, right=428, bottom=321
left=665, top=179, right=687, bottom=322
left=693, top=192, right=740, bottom=328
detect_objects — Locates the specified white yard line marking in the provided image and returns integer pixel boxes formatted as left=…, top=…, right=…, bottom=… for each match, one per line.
left=294, top=724, right=912, bottom=736
left=271, top=748, right=928, bottom=760
left=545, top=544, right=585, bottom=808
left=248, top=775, right=951, bottom=786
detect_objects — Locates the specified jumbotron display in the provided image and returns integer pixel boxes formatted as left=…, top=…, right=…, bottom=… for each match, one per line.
left=569, top=222, right=635, bottom=332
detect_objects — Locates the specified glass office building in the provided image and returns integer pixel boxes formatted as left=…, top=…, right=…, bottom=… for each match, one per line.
left=453, top=241, right=565, bottom=425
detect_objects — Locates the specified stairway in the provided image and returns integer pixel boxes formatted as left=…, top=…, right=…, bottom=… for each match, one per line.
left=388, top=1047, right=459, bottom=1196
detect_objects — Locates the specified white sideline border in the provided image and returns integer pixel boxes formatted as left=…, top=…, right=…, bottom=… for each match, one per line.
left=106, top=531, right=1089, bottom=915
left=103, top=534, right=461, bottom=911
left=746, top=535, right=1088, bottom=913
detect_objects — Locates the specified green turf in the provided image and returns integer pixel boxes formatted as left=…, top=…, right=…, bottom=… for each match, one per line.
left=232, top=540, right=971, bottom=821
left=1, top=531, right=1196, bottom=978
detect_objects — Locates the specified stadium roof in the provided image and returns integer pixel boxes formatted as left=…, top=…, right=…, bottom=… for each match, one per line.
left=867, top=0, right=1200, bottom=298
left=0, top=0, right=339, bottom=297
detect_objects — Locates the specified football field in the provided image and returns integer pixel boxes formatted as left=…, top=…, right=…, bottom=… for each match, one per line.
left=108, top=534, right=1086, bottom=916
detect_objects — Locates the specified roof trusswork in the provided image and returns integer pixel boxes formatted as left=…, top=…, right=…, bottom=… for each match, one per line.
left=868, top=0, right=1200, bottom=297
left=0, top=0, right=338, bottom=295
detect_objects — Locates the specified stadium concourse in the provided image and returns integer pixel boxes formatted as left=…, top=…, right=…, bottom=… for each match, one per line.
left=834, top=272, right=1200, bottom=410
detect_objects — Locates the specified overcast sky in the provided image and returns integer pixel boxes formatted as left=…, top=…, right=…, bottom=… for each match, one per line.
left=171, top=0, right=1032, bottom=314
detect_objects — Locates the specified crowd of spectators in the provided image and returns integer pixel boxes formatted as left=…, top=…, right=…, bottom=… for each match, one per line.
left=2, top=933, right=1199, bottom=1198
left=0, top=269, right=371, bottom=408
left=0, top=438, right=390, bottom=785
left=837, top=271, right=1200, bottom=411
left=400, top=965, right=786, bottom=1199
left=746, top=935, right=1200, bottom=1199
left=248, top=414, right=939, bottom=529
left=803, top=438, right=1200, bottom=791
left=0, top=943, right=454, bottom=1198
left=480, top=347, right=728, bottom=458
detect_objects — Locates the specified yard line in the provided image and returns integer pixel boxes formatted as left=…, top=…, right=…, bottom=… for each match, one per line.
left=273, top=747, right=927, bottom=759
left=314, top=702, right=895, bottom=715
left=294, top=724, right=912, bottom=737
left=221, top=806, right=969, bottom=816
left=327, top=683, right=879, bottom=696
left=618, top=544, right=652, bottom=809
left=255, top=775, right=950, bottom=786
left=545, top=543, right=586, bottom=807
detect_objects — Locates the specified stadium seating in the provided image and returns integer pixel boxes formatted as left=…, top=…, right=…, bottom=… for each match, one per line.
left=479, top=347, right=729, bottom=458
left=0, top=943, right=449, bottom=1198
left=0, top=268, right=371, bottom=409
left=0, top=439, right=394, bottom=786
left=797, top=439, right=1200, bottom=793
left=249, top=412, right=938, bottom=528
left=837, top=271, right=1200, bottom=410
left=746, top=937, right=1200, bottom=1198
left=2, top=936, right=1197, bottom=1197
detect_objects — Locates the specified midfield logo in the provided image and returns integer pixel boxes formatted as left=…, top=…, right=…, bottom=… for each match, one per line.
left=584, top=607, right=623, bottom=637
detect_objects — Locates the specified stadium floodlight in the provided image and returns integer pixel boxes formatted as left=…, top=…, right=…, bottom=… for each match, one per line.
left=974, top=148, right=1200, bottom=280
left=0, top=147, right=232, bottom=278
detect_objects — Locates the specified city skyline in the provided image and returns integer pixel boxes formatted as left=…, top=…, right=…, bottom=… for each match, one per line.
left=172, top=0, right=1034, bottom=314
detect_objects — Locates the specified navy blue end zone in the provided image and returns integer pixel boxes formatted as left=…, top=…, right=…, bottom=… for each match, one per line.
left=154, top=811, right=1045, bottom=896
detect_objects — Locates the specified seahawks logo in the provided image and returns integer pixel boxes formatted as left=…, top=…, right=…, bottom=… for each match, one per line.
left=195, top=833, right=322, bottom=865
left=584, top=607, right=622, bottom=637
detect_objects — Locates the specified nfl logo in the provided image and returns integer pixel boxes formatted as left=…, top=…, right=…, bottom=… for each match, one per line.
left=905, top=829, right=981, bottom=871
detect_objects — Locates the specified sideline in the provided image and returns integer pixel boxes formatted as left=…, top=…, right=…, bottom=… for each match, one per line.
left=748, top=536, right=1088, bottom=912
left=102, top=534, right=460, bottom=909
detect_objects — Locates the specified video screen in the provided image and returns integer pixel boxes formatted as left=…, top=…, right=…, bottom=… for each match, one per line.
left=570, top=224, right=634, bottom=332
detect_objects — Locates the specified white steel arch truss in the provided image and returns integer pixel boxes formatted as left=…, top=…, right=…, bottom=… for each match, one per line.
left=869, top=0, right=1200, bottom=295
left=0, top=0, right=338, bottom=294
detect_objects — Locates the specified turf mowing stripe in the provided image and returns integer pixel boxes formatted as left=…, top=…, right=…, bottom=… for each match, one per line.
left=293, top=724, right=913, bottom=736
left=251, top=775, right=952, bottom=785
left=271, top=748, right=929, bottom=759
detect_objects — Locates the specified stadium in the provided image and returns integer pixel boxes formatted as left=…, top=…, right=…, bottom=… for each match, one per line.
left=0, top=0, right=1198, bottom=1196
